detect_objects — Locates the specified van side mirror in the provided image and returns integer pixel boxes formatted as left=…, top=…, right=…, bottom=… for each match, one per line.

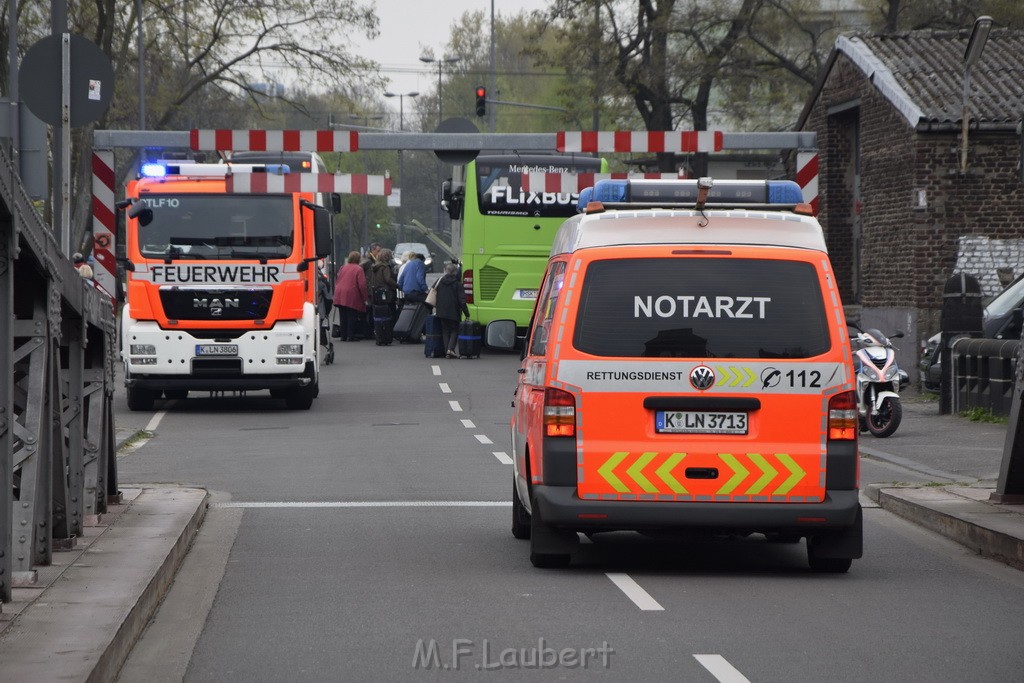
left=485, top=320, right=517, bottom=351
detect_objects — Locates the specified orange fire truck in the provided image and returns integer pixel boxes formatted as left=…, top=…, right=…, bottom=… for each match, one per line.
left=119, top=161, right=335, bottom=410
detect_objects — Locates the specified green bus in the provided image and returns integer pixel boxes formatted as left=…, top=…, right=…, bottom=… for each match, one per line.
left=444, top=154, right=607, bottom=338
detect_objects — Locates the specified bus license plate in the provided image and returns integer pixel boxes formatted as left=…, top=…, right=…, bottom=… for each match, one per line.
left=195, top=344, right=238, bottom=356
left=655, top=411, right=747, bottom=435
left=513, top=289, right=538, bottom=300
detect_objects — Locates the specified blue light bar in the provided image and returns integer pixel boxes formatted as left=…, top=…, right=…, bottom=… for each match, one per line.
left=140, top=163, right=167, bottom=178
left=588, top=178, right=806, bottom=206
left=576, top=186, right=594, bottom=213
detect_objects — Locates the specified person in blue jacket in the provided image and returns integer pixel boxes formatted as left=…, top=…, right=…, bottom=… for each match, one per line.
left=398, top=253, right=429, bottom=304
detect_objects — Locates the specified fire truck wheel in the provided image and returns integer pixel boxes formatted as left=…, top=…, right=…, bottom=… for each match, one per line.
left=285, top=385, right=315, bottom=410
left=127, top=385, right=156, bottom=411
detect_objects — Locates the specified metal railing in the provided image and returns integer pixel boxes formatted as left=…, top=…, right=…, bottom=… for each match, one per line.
left=951, top=337, right=1020, bottom=417
left=0, top=146, right=118, bottom=603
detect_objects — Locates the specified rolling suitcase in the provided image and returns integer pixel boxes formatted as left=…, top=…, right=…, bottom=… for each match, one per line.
left=457, top=319, right=483, bottom=358
left=394, top=302, right=427, bottom=343
left=423, top=315, right=445, bottom=358
left=373, top=304, right=393, bottom=346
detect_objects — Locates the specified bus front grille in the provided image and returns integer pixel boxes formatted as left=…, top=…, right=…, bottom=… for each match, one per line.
left=478, top=265, right=507, bottom=302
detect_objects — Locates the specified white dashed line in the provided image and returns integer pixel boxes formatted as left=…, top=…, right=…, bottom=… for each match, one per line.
left=693, top=655, right=751, bottom=683
left=605, top=573, right=664, bottom=611
left=145, top=410, right=167, bottom=432
left=431, top=365, right=441, bottom=376
left=493, top=452, right=513, bottom=465
left=461, top=419, right=475, bottom=429
left=475, top=434, right=493, bottom=445
left=439, top=383, right=452, bottom=394
left=448, top=400, right=463, bottom=412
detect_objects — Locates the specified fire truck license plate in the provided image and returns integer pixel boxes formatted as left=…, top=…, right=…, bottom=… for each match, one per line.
left=195, top=344, right=238, bottom=356
left=655, top=411, right=748, bottom=435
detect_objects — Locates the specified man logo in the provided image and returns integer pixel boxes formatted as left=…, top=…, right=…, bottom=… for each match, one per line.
left=194, top=298, right=239, bottom=317
left=689, top=365, right=715, bottom=391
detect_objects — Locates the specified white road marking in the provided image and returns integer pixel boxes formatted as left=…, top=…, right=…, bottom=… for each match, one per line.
left=461, top=419, right=475, bottom=429
left=449, top=400, right=463, bottom=412
left=693, top=655, right=751, bottom=683
left=475, top=434, right=493, bottom=445
left=145, top=410, right=167, bottom=432
left=214, top=501, right=511, bottom=509
left=432, top=365, right=441, bottom=376
left=493, top=452, right=513, bottom=465
left=605, top=573, right=664, bottom=611
left=439, top=383, right=452, bottom=394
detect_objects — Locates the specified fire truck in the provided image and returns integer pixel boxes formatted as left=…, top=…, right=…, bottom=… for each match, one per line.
left=119, top=161, right=335, bottom=410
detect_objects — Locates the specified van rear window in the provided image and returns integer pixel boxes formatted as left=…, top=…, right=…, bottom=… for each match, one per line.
left=573, top=258, right=831, bottom=359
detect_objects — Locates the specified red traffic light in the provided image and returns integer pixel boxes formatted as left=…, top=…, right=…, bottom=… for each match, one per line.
left=475, top=86, right=487, bottom=117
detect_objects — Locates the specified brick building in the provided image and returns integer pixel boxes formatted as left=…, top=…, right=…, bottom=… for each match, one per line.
left=797, top=29, right=1024, bottom=373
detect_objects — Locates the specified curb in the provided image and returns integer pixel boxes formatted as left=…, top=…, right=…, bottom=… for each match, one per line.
left=865, top=484, right=1024, bottom=570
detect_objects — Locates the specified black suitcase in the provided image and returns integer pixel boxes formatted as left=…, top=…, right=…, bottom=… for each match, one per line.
left=423, top=315, right=445, bottom=358
left=372, top=304, right=393, bottom=346
left=457, top=319, right=483, bottom=358
left=394, top=303, right=427, bottom=343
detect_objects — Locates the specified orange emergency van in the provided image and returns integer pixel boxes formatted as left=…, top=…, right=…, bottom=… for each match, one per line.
left=487, top=178, right=861, bottom=572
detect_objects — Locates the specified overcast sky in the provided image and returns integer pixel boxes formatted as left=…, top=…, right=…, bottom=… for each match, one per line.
left=355, top=0, right=550, bottom=114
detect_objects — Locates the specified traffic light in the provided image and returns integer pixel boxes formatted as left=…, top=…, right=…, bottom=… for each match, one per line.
left=475, top=86, right=486, bottom=117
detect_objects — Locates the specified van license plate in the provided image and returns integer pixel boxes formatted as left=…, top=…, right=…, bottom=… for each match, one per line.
left=656, top=411, right=747, bottom=435
left=513, top=289, right=538, bottom=300
left=195, top=344, right=238, bottom=356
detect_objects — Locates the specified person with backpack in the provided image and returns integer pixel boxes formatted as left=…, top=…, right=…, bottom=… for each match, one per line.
left=432, top=262, right=470, bottom=359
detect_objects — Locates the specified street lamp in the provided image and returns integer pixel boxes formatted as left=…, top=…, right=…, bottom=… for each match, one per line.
left=961, top=15, right=993, bottom=174
left=418, top=55, right=461, bottom=126
left=384, top=91, right=419, bottom=241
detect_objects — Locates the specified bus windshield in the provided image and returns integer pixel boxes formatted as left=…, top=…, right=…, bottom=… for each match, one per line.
left=475, top=155, right=604, bottom=218
left=136, top=194, right=294, bottom=260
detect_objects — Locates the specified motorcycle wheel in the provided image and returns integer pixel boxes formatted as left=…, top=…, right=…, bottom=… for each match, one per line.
left=867, top=396, right=902, bottom=438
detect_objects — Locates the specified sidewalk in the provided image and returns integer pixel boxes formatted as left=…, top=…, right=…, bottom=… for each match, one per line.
left=0, top=478, right=206, bottom=681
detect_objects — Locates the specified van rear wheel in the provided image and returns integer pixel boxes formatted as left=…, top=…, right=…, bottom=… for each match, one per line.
left=528, top=500, right=575, bottom=569
left=512, top=482, right=531, bottom=540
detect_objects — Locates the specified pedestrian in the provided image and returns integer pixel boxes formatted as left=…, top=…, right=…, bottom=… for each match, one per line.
left=396, top=250, right=416, bottom=282
left=73, top=252, right=94, bottom=280
left=360, top=242, right=382, bottom=276
left=367, top=247, right=399, bottom=313
left=333, top=251, right=368, bottom=341
left=432, top=262, right=470, bottom=359
left=398, top=252, right=429, bottom=304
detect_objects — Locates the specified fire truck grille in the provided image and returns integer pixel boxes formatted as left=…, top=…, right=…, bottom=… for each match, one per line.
left=159, top=288, right=273, bottom=321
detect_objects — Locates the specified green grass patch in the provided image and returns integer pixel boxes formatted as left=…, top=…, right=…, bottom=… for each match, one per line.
left=959, top=407, right=1007, bottom=424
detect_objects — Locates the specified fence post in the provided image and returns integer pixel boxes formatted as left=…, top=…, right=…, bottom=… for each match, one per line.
left=940, top=273, right=983, bottom=414
left=993, top=327, right=1024, bottom=502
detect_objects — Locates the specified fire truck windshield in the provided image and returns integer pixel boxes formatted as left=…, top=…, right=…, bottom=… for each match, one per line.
left=136, top=194, right=295, bottom=260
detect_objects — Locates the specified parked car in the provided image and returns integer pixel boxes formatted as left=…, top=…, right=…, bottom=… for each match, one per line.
left=921, top=273, right=1024, bottom=390
left=393, top=242, right=433, bottom=273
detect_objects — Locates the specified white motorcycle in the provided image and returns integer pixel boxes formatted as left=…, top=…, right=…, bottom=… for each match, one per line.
left=850, top=326, right=909, bottom=438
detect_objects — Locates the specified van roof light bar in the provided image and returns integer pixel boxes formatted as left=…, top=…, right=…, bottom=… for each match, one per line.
left=587, top=178, right=806, bottom=211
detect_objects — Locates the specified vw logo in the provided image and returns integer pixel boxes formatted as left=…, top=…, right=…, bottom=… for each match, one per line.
left=689, top=365, right=715, bottom=391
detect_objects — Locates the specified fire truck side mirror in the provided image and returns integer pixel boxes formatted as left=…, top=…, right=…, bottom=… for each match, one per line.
left=313, top=208, right=332, bottom=258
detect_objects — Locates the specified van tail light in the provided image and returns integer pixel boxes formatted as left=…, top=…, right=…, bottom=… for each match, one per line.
left=828, top=390, right=858, bottom=441
left=462, top=269, right=474, bottom=304
left=544, top=387, right=576, bottom=437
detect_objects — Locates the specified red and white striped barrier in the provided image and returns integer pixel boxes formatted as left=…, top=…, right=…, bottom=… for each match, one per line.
left=225, top=173, right=391, bottom=196
left=189, top=129, right=359, bottom=153
left=520, top=172, right=686, bottom=193
left=91, top=151, right=117, bottom=302
left=557, top=131, right=722, bottom=154
left=796, top=151, right=819, bottom=215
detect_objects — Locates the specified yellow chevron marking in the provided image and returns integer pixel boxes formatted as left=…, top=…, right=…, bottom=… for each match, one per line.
left=598, top=452, right=630, bottom=493
left=742, top=367, right=757, bottom=387
left=626, top=452, right=659, bottom=493
left=717, top=453, right=749, bottom=495
left=655, top=453, right=688, bottom=494
left=774, top=453, right=805, bottom=495
left=745, top=453, right=778, bottom=495
left=715, top=366, right=732, bottom=386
